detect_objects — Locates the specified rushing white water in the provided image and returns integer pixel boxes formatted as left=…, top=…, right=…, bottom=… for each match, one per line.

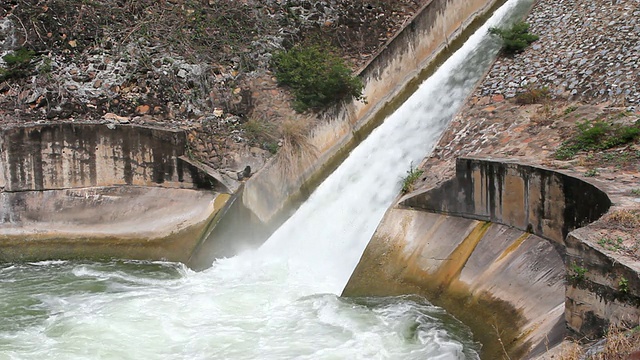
left=0, top=1, right=532, bottom=359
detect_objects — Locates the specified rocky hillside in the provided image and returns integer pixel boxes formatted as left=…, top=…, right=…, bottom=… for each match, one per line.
left=0, top=0, right=425, bottom=174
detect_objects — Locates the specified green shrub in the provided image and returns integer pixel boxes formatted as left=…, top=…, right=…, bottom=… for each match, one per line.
left=271, top=45, right=364, bottom=112
left=401, top=164, right=424, bottom=194
left=569, top=262, right=587, bottom=281
left=554, top=120, right=640, bottom=160
left=489, top=21, right=539, bottom=55
left=0, top=47, right=36, bottom=81
left=619, top=276, right=629, bottom=293
left=584, top=169, right=599, bottom=177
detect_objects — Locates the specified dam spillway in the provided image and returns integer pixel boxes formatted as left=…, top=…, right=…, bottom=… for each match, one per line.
left=0, top=0, right=533, bottom=358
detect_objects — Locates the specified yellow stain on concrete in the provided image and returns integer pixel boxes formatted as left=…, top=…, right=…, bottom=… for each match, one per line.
left=433, top=221, right=491, bottom=289
left=496, top=231, right=530, bottom=262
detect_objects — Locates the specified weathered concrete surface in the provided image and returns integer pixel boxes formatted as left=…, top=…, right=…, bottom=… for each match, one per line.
left=0, top=124, right=228, bottom=193
left=343, top=208, right=565, bottom=359
left=0, top=186, right=229, bottom=263
left=0, top=123, right=233, bottom=263
left=354, top=157, right=640, bottom=356
left=242, top=0, right=501, bottom=225
left=403, top=157, right=611, bottom=245
left=565, top=227, right=640, bottom=339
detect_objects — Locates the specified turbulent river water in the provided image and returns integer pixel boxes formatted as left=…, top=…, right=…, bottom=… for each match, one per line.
left=1, top=1, right=532, bottom=358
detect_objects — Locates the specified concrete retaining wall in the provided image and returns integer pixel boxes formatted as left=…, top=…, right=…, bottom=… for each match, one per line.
left=242, top=0, right=500, bottom=225
left=402, top=157, right=611, bottom=245
left=0, top=123, right=227, bottom=193
left=0, top=123, right=231, bottom=263
left=565, top=228, right=640, bottom=339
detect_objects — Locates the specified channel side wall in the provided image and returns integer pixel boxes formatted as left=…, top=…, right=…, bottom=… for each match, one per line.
left=0, top=123, right=227, bottom=193
left=242, top=0, right=500, bottom=226
left=402, top=157, right=611, bottom=245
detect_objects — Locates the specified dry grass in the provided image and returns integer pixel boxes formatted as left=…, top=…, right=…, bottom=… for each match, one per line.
left=515, top=85, right=551, bottom=105
left=242, top=118, right=278, bottom=150
left=603, top=209, right=640, bottom=229
left=557, top=326, right=640, bottom=360
left=590, top=327, right=640, bottom=360
left=557, top=341, right=584, bottom=360
left=275, top=118, right=318, bottom=179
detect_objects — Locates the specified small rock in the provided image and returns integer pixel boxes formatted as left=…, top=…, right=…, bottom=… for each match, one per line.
left=135, top=104, right=151, bottom=115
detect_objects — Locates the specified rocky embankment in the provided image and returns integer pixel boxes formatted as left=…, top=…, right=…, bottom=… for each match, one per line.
left=0, top=0, right=425, bottom=178
left=479, top=0, right=639, bottom=108
left=421, top=0, right=640, bottom=204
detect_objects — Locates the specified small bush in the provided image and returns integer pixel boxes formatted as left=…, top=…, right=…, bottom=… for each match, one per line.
left=401, top=164, right=424, bottom=194
left=564, top=105, right=578, bottom=115
left=514, top=85, right=550, bottom=105
left=569, top=262, right=587, bottom=281
left=584, top=168, right=599, bottom=177
left=554, top=120, right=640, bottom=160
left=489, top=21, right=539, bottom=55
left=0, top=47, right=36, bottom=81
left=271, top=45, right=364, bottom=112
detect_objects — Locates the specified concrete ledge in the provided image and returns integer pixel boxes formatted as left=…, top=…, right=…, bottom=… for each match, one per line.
left=0, top=186, right=229, bottom=263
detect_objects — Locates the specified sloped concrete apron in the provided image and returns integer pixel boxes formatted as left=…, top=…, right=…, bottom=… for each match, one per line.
left=344, top=158, right=639, bottom=359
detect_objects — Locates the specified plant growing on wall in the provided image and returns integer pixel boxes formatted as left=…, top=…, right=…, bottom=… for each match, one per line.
left=401, top=163, right=424, bottom=194
left=569, top=262, right=588, bottom=281
left=619, top=276, right=629, bottom=294
left=271, top=45, right=364, bottom=112
left=489, top=21, right=539, bottom=55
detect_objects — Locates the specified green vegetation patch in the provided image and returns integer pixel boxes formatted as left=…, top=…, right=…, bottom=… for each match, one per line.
left=597, top=236, right=625, bottom=252
left=0, top=48, right=36, bottom=81
left=554, top=119, right=640, bottom=160
left=489, top=21, right=539, bottom=55
left=401, top=164, right=424, bottom=194
left=271, top=45, right=364, bottom=112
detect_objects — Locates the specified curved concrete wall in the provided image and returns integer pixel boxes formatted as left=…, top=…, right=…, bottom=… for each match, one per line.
left=242, top=0, right=500, bottom=225
left=343, top=209, right=566, bottom=359
left=402, top=157, right=611, bottom=245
